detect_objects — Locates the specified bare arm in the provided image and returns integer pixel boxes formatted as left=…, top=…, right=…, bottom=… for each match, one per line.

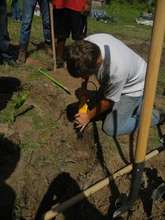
left=81, top=0, right=92, bottom=14
left=75, top=99, right=113, bottom=131
left=89, top=99, right=113, bottom=119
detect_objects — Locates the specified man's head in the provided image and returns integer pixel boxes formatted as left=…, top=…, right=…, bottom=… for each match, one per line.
left=66, top=40, right=101, bottom=78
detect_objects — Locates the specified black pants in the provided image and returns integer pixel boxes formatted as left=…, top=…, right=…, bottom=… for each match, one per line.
left=0, top=0, right=10, bottom=52
left=54, top=8, right=87, bottom=40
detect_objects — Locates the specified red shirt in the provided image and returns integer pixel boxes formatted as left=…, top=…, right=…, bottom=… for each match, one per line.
left=52, top=0, right=86, bottom=12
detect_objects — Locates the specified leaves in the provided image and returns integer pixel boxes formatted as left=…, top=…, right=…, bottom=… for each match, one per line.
left=14, top=92, right=29, bottom=109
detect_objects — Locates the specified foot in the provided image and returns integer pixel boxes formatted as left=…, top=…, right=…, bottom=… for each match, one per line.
left=0, top=52, right=17, bottom=66
left=31, top=41, right=52, bottom=56
left=17, top=47, right=27, bottom=64
left=56, top=58, right=64, bottom=68
left=159, top=111, right=165, bottom=125
left=44, top=41, right=52, bottom=55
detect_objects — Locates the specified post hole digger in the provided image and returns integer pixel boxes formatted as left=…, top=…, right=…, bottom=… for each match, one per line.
left=42, top=0, right=165, bottom=219
left=113, top=0, right=165, bottom=217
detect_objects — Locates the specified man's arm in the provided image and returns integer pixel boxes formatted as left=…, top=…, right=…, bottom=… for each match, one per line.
left=81, top=0, right=92, bottom=15
left=75, top=98, right=114, bottom=131
left=88, top=99, right=113, bottom=119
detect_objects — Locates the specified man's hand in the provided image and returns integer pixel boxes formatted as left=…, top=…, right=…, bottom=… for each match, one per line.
left=81, top=0, right=92, bottom=15
left=74, top=99, right=113, bottom=132
left=74, top=112, right=90, bottom=132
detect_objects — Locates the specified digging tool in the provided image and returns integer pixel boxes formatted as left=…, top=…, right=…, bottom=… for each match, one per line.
left=113, top=0, right=165, bottom=217
left=43, top=0, right=165, bottom=219
left=49, top=1, right=56, bottom=71
left=78, top=79, right=89, bottom=113
left=44, top=144, right=165, bottom=220
left=39, top=68, right=71, bottom=95
left=13, top=104, right=34, bottom=122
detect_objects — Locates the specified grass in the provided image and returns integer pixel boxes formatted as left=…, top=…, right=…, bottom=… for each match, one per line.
left=88, top=1, right=152, bottom=41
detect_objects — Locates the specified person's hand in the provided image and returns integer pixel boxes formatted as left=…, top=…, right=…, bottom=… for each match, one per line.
left=74, top=112, right=90, bottom=132
left=81, top=1, right=91, bottom=15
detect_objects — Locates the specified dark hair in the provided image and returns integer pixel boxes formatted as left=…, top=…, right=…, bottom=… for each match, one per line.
left=66, top=40, right=101, bottom=78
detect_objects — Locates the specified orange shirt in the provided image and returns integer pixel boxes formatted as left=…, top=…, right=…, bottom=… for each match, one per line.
left=52, top=0, right=86, bottom=12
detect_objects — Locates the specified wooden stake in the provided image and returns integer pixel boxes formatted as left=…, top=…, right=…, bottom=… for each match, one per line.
left=49, top=2, right=56, bottom=72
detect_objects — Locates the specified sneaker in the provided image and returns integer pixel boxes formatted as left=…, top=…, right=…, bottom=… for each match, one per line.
left=17, top=47, right=27, bottom=64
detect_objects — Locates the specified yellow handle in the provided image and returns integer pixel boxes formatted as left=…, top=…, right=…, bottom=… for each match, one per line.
left=79, top=103, right=88, bottom=113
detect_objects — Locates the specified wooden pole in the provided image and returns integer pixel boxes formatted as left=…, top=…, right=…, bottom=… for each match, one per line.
left=44, top=149, right=161, bottom=220
left=43, top=1, right=165, bottom=219
left=135, top=0, right=165, bottom=163
left=115, top=1, right=165, bottom=215
left=49, top=2, right=56, bottom=72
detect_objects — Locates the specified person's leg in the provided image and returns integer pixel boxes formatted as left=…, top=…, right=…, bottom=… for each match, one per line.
left=12, top=0, right=22, bottom=21
left=103, top=95, right=160, bottom=136
left=70, top=9, right=87, bottom=40
left=54, top=8, right=69, bottom=68
left=11, top=0, right=16, bottom=20
left=11, top=0, right=19, bottom=20
left=0, top=0, right=10, bottom=52
left=19, top=0, right=37, bottom=48
left=38, top=0, right=51, bottom=45
left=17, top=0, right=37, bottom=63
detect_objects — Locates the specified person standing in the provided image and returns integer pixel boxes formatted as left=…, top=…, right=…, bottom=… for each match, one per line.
left=11, top=0, right=22, bottom=21
left=52, top=0, right=92, bottom=68
left=0, top=0, right=16, bottom=64
left=0, top=0, right=10, bottom=54
left=17, top=0, right=51, bottom=64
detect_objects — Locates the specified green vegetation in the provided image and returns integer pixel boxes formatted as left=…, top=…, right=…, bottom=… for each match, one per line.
left=89, top=0, right=152, bottom=41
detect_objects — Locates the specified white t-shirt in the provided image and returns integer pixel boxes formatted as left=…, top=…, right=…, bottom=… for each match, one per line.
left=85, top=33, right=147, bottom=102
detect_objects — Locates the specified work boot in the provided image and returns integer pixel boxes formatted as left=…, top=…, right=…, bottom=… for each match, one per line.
left=0, top=51, right=17, bottom=66
left=44, top=41, right=52, bottom=55
left=159, top=111, right=165, bottom=125
left=17, top=47, right=27, bottom=64
left=56, top=57, right=64, bottom=68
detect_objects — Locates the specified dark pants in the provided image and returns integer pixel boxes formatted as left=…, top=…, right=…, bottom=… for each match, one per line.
left=103, top=95, right=160, bottom=136
left=54, top=8, right=87, bottom=40
left=19, top=0, right=51, bottom=48
left=0, top=0, right=10, bottom=52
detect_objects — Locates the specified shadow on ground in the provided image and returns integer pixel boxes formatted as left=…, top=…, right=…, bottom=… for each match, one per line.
left=0, top=135, right=21, bottom=220
left=0, top=76, right=21, bottom=111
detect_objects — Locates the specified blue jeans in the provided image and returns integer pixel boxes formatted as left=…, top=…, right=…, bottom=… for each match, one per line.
left=0, top=0, right=10, bottom=52
left=103, top=95, right=160, bottom=136
left=20, top=0, right=51, bottom=48
left=11, top=0, right=22, bottom=21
